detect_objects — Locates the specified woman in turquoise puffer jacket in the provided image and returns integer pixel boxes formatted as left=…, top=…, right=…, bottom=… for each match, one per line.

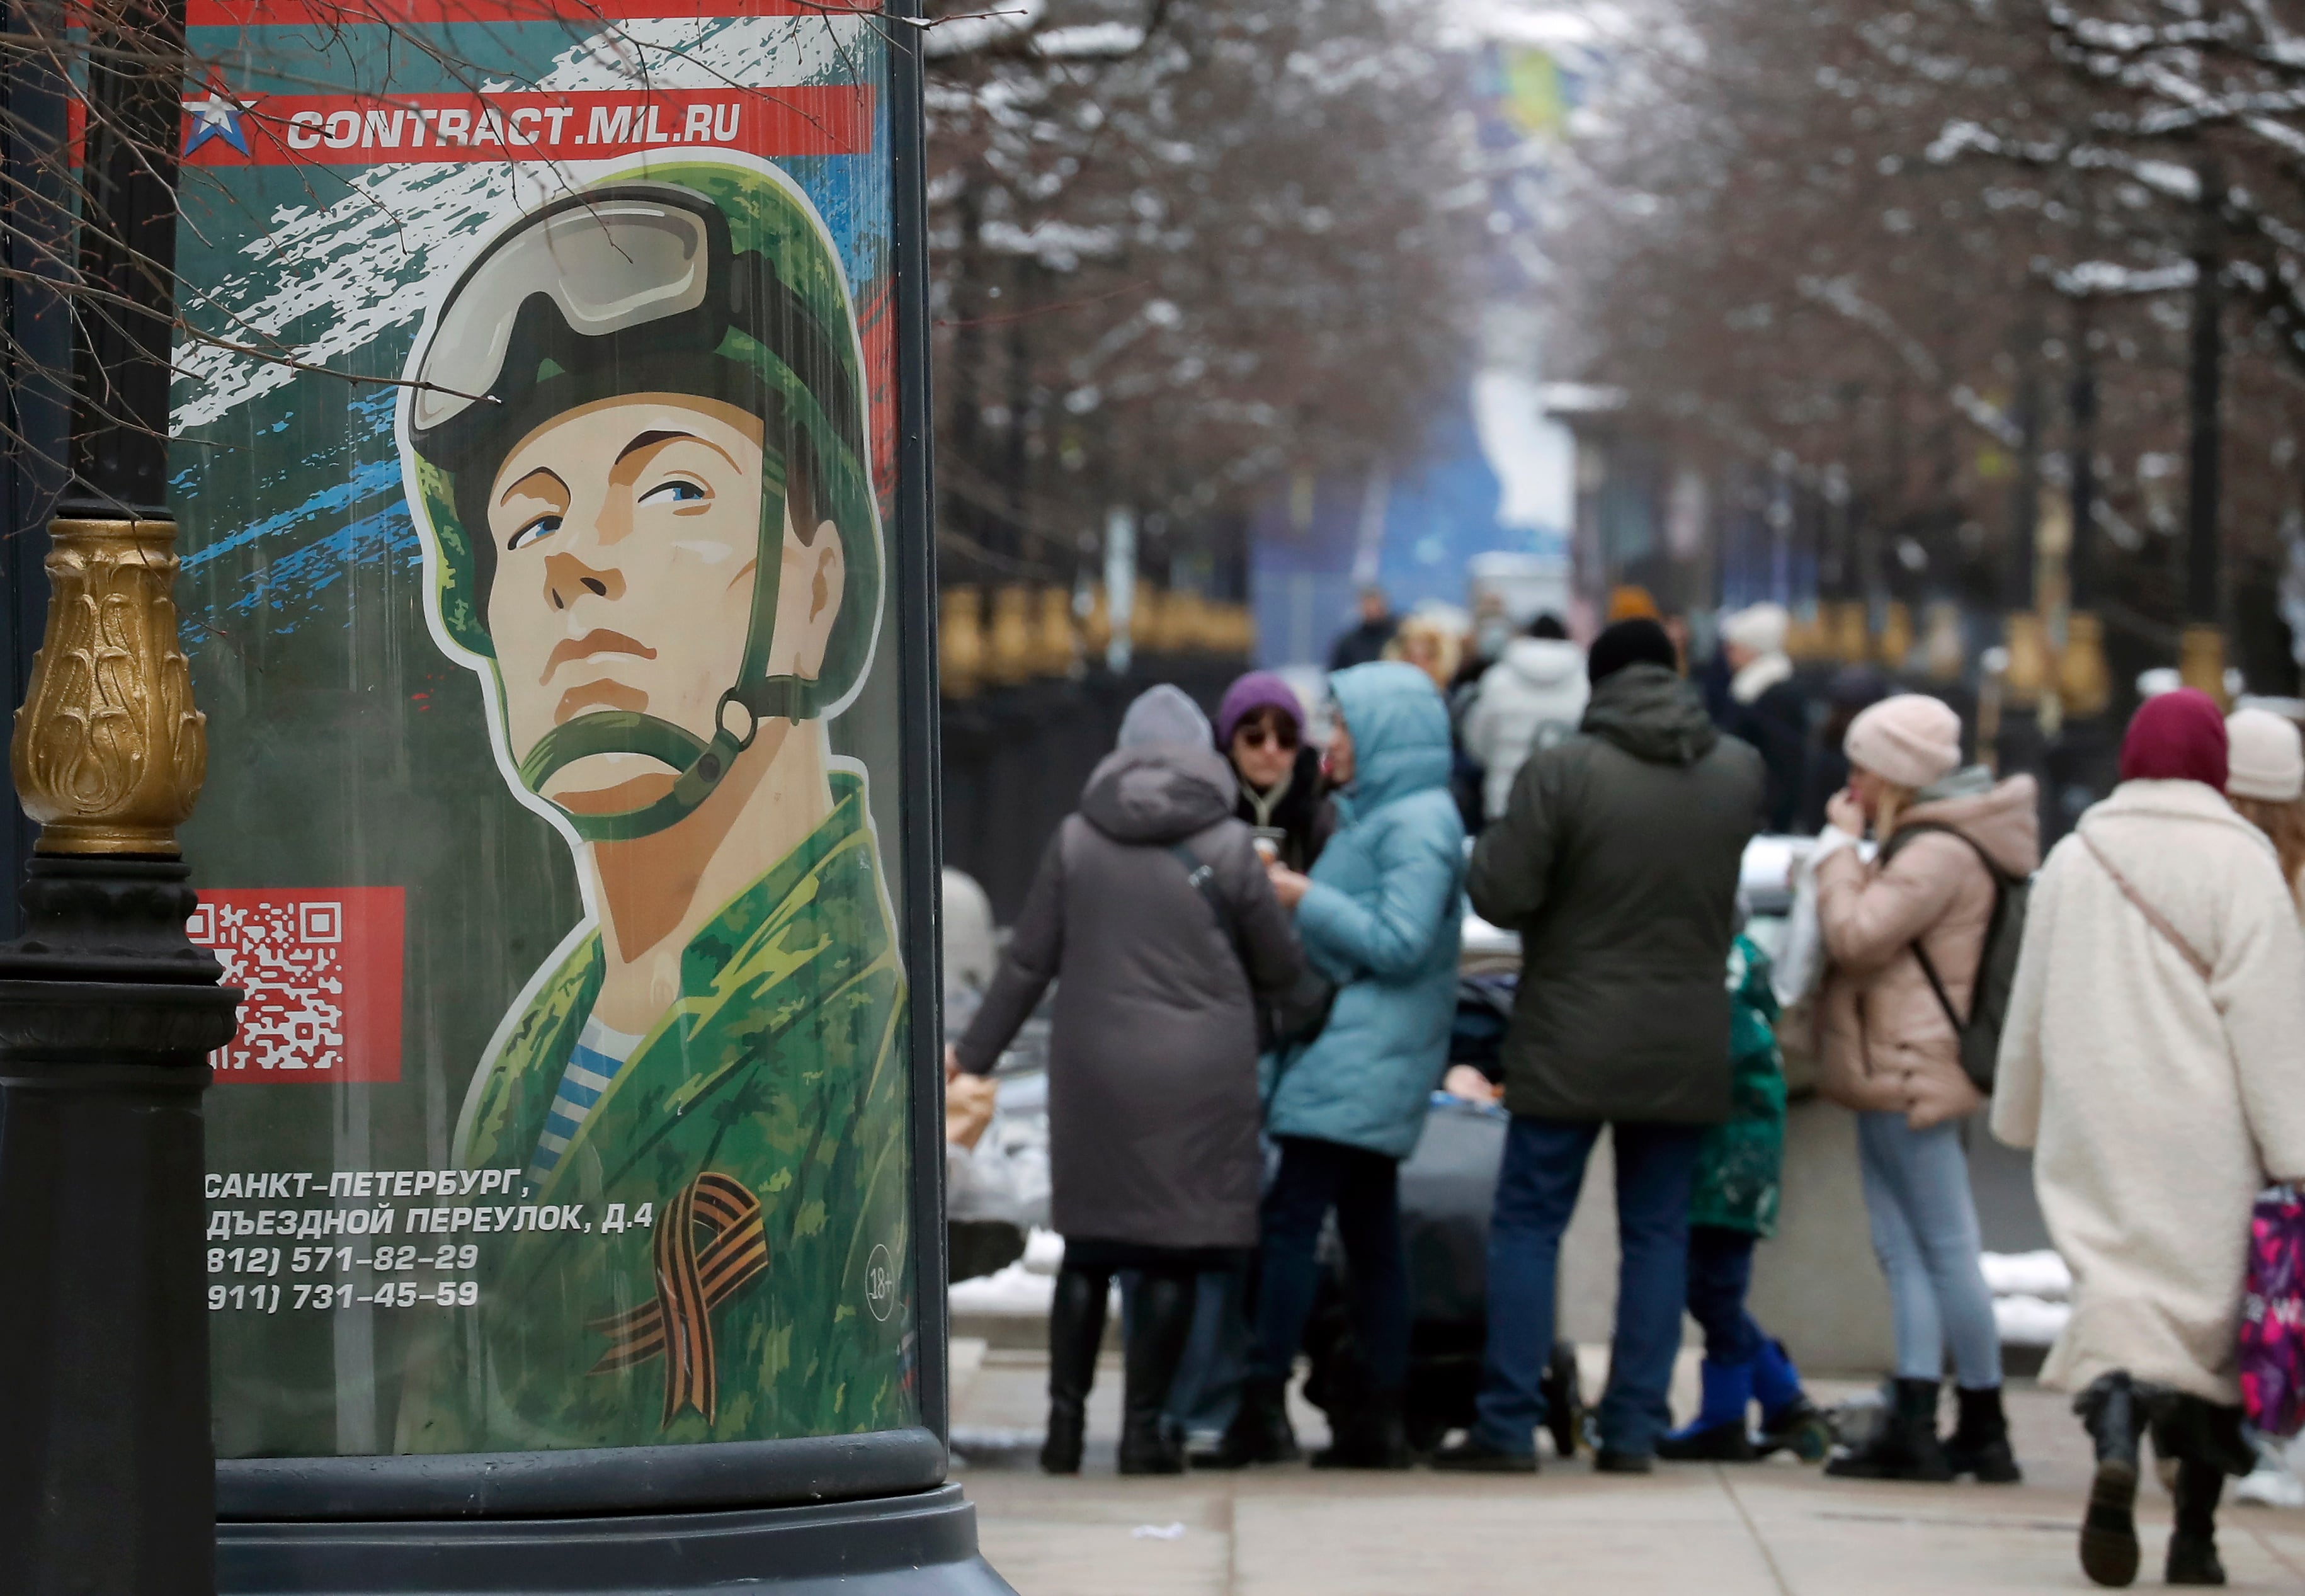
left=1214, top=660, right=1466, bottom=1470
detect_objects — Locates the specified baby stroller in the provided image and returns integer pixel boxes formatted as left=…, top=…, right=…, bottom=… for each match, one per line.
left=1301, top=977, right=1586, bottom=1457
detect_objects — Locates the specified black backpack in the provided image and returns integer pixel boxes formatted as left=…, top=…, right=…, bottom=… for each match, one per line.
left=1877, top=822, right=2030, bottom=1093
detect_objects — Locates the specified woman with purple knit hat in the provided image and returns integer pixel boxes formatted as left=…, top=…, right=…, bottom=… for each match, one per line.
left=1217, top=671, right=1337, bottom=874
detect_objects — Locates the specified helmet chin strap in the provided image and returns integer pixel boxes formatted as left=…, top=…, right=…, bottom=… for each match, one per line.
left=513, top=473, right=829, bottom=844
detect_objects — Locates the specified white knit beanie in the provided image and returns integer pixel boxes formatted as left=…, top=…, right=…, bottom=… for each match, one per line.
left=1721, top=602, right=1790, bottom=657
left=2225, top=707, right=2305, bottom=802
left=1843, top=694, right=1964, bottom=791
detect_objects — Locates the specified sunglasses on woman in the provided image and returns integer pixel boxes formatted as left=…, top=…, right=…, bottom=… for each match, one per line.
left=1237, top=721, right=1299, bottom=751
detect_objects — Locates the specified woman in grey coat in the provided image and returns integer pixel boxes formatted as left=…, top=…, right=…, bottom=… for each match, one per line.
left=951, top=686, right=1301, bottom=1474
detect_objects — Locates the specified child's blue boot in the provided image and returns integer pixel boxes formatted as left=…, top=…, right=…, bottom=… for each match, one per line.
left=1659, top=1357, right=1756, bottom=1462
left=1753, top=1337, right=1831, bottom=1462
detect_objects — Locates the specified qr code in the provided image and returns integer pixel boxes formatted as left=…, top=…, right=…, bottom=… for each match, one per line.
left=188, top=899, right=346, bottom=1073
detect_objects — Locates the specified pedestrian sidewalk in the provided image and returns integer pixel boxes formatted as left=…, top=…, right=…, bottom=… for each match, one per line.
left=950, top=1344, right=2305, bottom=1595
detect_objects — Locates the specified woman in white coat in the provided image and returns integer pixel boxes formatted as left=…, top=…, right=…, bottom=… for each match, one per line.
left=1996, top=689, right=2305, bottom=1589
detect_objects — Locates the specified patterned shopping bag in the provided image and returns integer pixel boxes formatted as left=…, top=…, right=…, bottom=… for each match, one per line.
left=2241, top=1186, right=2305, bottom=1439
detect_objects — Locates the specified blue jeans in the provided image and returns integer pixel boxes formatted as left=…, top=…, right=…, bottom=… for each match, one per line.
left=1248, top=1137, right=1410, bottom=1391
left=1474, top=1117, right=1704, bottom=1457
left=1165, top=1264, right=1250, bottom=1435
left=1856, top=1112, right=2001, bottom=1388
left=1685, top=1224, right=1763, bottom=1365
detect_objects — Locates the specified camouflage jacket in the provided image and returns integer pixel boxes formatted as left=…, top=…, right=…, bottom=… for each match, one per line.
left=1688, top=935, right=1787, bottom=1238
left=404, top=771, right=914, bottom=1452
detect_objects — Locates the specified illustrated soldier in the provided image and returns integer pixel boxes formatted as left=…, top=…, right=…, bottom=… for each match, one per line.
left=395, top=157, right=911, bottom=1449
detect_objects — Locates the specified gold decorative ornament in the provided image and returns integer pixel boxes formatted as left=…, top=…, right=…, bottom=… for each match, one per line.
left=2059, top=612, right=2113, bottom=719
left=10, top=518, right=207, bottom=857
left=1079, top=584, right=1113, bottom=659
left=986, top=584, right=1034, bottom=686
left=1129, top=586, right=1165, bottom=652
left=1923, top=601, right=1966, bottom=683
left=938, top=586, right=984, bottom=700
left=1830, top=600, right=1870, bottom=666
left=1877, top=602, right=1914, bottom=671
left=2179, top=624, right=2229, bottom=708
left=2002, top=612, right=2051, bottom=709
left=1031, top=585, right=1078, bottom=679
left=1784, top=607, right=1827, bottom=663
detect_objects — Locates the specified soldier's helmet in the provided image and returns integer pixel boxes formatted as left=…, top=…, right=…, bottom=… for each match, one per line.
left=402, top=161, right=882, bottom=842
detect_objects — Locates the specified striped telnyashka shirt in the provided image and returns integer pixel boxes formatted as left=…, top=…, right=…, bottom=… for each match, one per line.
left=525, top=1016, right=646, bottom=1192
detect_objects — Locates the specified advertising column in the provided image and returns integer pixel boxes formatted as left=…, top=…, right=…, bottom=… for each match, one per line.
left=171, top=1, right=991, bottom=1586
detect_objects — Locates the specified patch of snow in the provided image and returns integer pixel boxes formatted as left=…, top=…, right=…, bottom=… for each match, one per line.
left=1022, top=1226, right=1064, bottom=1275
left=1981, top=1250, right=2071, bottom=1301
left=2237, top=1434, right=2305, bottom=1508
left=1537, top=381, right=1625, bottom=415
left=921, top=0, right=1045, bottom=60
left=1034, top=22, right=1144, bottom=58
left=1994, top=1294, right=2071, bottom=1347
left=949, top=1258, right=1056, bottom=1316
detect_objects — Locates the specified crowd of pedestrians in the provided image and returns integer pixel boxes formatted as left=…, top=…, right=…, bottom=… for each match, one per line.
left=947, top=587, right=2305, bottom=1589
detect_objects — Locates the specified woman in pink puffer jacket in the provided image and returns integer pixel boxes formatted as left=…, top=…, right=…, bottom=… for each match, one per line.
left=1810, top=695, right=2039, bottom=1485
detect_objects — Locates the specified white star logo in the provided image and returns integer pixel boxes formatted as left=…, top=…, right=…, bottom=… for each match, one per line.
left=183, top=83, right=259, bottom=157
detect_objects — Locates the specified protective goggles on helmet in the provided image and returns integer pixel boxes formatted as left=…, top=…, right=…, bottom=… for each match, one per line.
left=410, top=181, right=863, bottom=846
left=407, top=182, right=859, bottom=470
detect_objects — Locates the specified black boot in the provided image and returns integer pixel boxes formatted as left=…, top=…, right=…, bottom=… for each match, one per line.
left=1117, top=1272, right=1195, bottom=1476
left=2074, top=1371, right=2144, bottom=1588
left=1542, top=1339, right=1585, bottom=1462
left=1041, top=1267, right=1108, bottom=1474
left=1942, top=1384, right=2022, bottom=1483
left=1202, top=1376, right=1300, bottom=1468
left=1824, top=1378, right=1953, bottom=1481
left=2153, top=1394, right=2248, bottom=1587
left=2166, top=1459, right=2228, bottom=1587
left=1312, top=1386, right=1412, bottom=1470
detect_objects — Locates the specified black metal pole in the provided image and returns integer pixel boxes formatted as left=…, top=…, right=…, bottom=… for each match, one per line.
left=2176, top=156, right=2229, bottom=697
left=0, top=0, right=240, bottom=1588
left=2008, top=313, right=2042, bottom=617
left=2068, top=301, right=2099, bottom=612
left=2187, top=161, right=2225, bottom=634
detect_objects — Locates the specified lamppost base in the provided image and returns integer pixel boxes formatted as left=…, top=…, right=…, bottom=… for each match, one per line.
left=218, top=1483, right=1015, bottom=1594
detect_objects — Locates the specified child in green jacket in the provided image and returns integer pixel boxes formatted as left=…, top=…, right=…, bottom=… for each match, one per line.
left=1659, top=930, right=1830, bottom=1462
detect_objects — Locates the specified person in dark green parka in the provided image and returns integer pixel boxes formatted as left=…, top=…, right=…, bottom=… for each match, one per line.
left=1437, top=618, right=1763, bottom=1473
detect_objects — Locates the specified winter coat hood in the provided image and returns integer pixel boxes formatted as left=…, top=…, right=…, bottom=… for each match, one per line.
left=1501, top=636, right=1585, bottom=688
left=1467, top=670, right=1763, bottom=1126
left=1330, top=661, right=1452, bottom=812
left=1581, top=663, right=1721, bottom=767
left=1896, top=772, right=2042, bottom=878
left=1268, top=668, right=1466, bottom=1159
left=957, top=756, right=1303, bottom=1252
left=1465, top=641, right=1593, bottom=822
left=1079, top=744, right=1235, bottom=845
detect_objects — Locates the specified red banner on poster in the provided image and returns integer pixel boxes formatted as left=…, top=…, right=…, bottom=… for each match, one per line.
left=188, top=0, right=874, bottom=23
left=190, top=889, right=405, bottom=1083
left=181, top=84, right=871, bottom=166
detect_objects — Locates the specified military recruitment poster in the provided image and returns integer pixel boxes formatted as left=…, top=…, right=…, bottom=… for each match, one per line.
left=171, top=0, right=918, bottom=1457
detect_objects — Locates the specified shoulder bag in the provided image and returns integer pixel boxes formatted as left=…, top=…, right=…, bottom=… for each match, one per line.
left=1169, top=841, right=1335, bottom=1052
left=2078, top=829, right=2212, bottom=981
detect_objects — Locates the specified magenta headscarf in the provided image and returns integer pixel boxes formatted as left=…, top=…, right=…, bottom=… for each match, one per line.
left=2120, top=688, right=2229, bottom=789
